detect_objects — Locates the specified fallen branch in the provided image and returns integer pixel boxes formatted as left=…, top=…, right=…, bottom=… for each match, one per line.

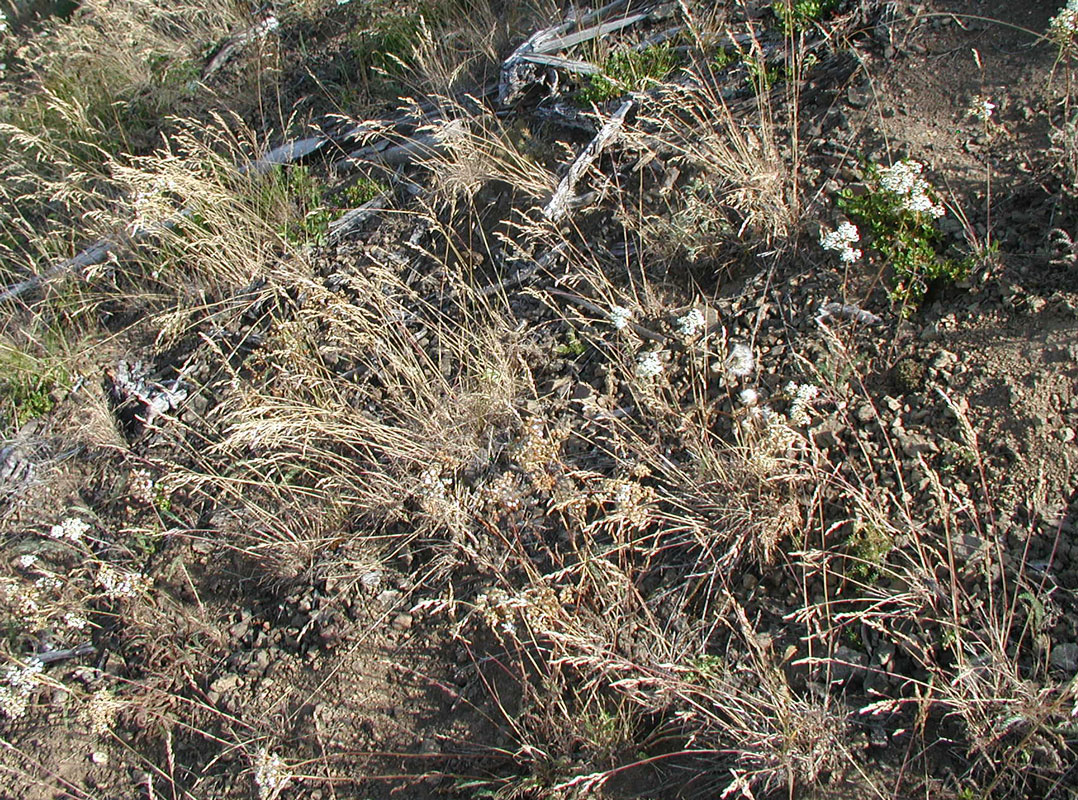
left=814, top=302, right=883, bottom=327
left=201, top=14, right=281, bottom=81
left=546, top=287, right=669, bottom=343
left=543, top=99, right=633, bottom=222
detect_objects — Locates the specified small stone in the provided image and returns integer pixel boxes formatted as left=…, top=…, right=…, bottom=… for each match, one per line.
left=855, top=404, right=876, bottom=423
left=831, top=645, right=867, bottom=684
left=1050, top=642, right=1078, bottom=672
left=90, top=751, right=108, bottom=766
left=377, top=589, right=403, bottom=606
left=391, top=612, right=413, bottom=631
left=897, top=431, right=938, bottom=457
left=210, top=673, right=241, bottom=695
left=1060, top=428, right=1075, bottom=443
left=930, top=350, right=958, bottom=371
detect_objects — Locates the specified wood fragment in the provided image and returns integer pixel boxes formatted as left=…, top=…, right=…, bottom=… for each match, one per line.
left=202, top=15, right=281, bottom=80
left=327, top=193, right=391, bottom=243
left=499, top=0, right=633, bottom=105
left=543, top=99, right=633, bottom=222
left=814, top=302, right=883, bottom=326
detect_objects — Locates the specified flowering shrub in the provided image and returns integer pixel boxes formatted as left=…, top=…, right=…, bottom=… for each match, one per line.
left=675, top=308, right=706, bottom=337
left=837, top=159, right=968, bottom=311
left=608, top=305, right=632, bottom=330
left=48, top=517, right=90, bottom=542
left=253, top=748, right=292, bottom=800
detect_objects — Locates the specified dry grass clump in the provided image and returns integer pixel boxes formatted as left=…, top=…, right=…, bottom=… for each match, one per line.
left=9, top=0, right=244, bottom=148
left=0, top=0, right=249, bottom=288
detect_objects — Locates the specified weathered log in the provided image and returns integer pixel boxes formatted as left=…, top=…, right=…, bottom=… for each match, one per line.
left=499, top=1, right=679, bottom=105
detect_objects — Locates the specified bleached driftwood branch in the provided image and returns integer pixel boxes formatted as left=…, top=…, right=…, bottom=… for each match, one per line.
left=543, top=99, right=633, bottom=222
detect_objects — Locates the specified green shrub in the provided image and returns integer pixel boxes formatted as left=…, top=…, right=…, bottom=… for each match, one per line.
left=838, top=161, right=970, bottom=312
left=771, top=0, right=839, bottom=34
left=576, top=43, right=678, bottom=105
left=0, top=347, right=68, bottom=431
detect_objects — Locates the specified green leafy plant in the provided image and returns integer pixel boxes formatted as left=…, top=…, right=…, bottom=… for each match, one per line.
left=837, top=161, right=970, bottom=312
left=342, top=176, right=389, bottom=206
left=555, top=327, right=586, bottom=358
left=0, top=347, right=69, bottom=431
left=772, top=0, right=839, bottom=34
left=846, top=520, right=892, bottom=581
left=576, top=44, right=678, bottom=105
left=257, top=165, right=330, bottom=245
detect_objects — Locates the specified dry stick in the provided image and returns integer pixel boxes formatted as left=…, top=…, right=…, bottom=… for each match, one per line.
left=543, top=99, right=633, bottom=222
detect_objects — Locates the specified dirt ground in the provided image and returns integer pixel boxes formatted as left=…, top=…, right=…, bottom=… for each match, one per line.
left=2, top=0, right=1077, bottom=798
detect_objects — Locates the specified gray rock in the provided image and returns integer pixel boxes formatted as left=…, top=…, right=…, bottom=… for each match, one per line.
left=1050, top=642, right=1078, bottom=672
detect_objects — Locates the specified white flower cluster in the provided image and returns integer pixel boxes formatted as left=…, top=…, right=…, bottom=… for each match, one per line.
left=820, top=221, right=861, bottom=264
left=49, top=518, right=90, bottom=542
left=253, top=748, right=293, bottom=800
left=636, top=351, right=664, bottom=379
left=0, top=11, right=8, bottom=36
left=878, top=160, right=945, bottom=217
left=785, top=382, right=819, bottom=426
left=969, top=96, right=996, bottom=122
left=0, top=659, right=43, bottom=719
left=725, top=342, right=754, bottom=379
left=87, top=689, right=117, bottom=737
left=96, top=564, right=151, bottom=600
left=130, top=469, right=155, bottom=505
left=65, top=612, right=89, bottom=630
left=1050, top=1, right=1078, bottom=40
left=675, top=308, right=706, bottom=337
left=608, top=305, right=632, bottom=330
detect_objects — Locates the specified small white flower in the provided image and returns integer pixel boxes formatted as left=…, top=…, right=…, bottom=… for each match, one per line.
left=675, top=308, right=706, bottom=337
left=725, top=343, right=754, bottom=379
left=739, top=388, right=759, bottom=406
left=0, top=658, right=44, bottom=720
left=878, top=160, right=923, bottom=196
left=253, top=748, right=292, bottom=800
left=96, top=565, right=151, bottom=600
left=64, top=613, right=89, bottom=630
left=48, top=518, right=90, bottom=542
left=636, top=351, right=664, bottom=379
left=786, top=382, right=819, bottom=426
left=608, top=305, right=633, bottom=330
left=1050, top=6, right=1078, bottom=39
left=34, top=576, right=62, bottom=592
left=878, top=160, right=946, bottom=218
left=16, top=555, right=37, bottom=570
left=820, top=221, right=861, bottom=264
left=969, top=96, right=996, bottom=121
